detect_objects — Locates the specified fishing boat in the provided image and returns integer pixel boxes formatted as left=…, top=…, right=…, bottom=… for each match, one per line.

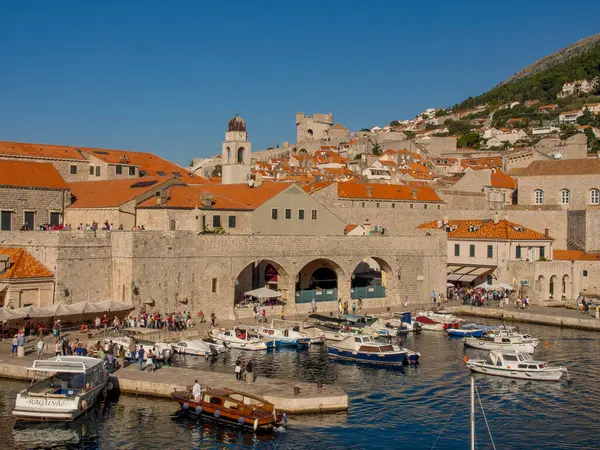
left=463, top=335, right=536, bottom=354
left=466, top=350, right=568, bottom=381
left=327, top=335, right=408, bottom=365
left=415, top=311, right=461, bottom=331
left=172, top=387, right=284, bottom=431
left=255, top=326, right=311, bottom=347
left=447, top=324, right=486, bottom=338
left=174, top=340, right=224, bottom=357
left=482, top=328, right=539, bottom=346
left=13, top=356, right=109, bottom=422
left=209, top=328, right=268, bottom=351
left=270, top=319, right=326, bottom=345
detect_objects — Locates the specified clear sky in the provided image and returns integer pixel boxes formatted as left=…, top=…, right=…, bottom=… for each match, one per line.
left=1, top=1, right=598, bottom=165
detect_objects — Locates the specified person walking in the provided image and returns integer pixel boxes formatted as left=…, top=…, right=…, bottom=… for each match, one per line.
left=280, top=305, right=285, bottom=321
left=138, top=345, right=145, bottom=371
left=235, top=357, right=242, bottom=381
left=55, top=339, right=62, bottom=356
left=37, top=338, right=44, bottom=357
left=210, top=312, right=216, bottom=328
left=193, top=379, right=202, bottom=401
left=311, top=299, right=317, bottom=314
left=11, top=335, right=18, bottom=356
left=261, top=308, right=267, bottom=324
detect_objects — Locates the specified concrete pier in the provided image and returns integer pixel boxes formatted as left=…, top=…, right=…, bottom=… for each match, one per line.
left=447, top=305, right=600, bottom=331
left=111, top=364, right=348, bottom=414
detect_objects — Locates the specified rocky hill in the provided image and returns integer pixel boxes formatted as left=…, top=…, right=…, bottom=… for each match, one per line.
left=457, top=33, right=600, bottom=109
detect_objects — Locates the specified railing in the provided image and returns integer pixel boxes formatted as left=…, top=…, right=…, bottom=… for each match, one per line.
left=295, top=288, right=338, bottom=304
left=351, top=285, right=386, bottom=299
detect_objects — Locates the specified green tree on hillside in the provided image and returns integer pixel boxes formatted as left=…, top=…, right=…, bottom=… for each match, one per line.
left=457, top=132, right=481, bottom=148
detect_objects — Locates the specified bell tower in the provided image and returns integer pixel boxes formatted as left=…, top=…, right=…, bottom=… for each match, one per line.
left=222, top=114, right=252, bottom=184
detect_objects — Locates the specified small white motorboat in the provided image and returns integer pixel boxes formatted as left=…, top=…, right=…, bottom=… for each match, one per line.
left=415, top=311, right=461, bottom=332
left=209, top=328, right=268, bottom=351
left=256, top=326, right=311, bottom=347
left=173, top=340, right=223, bottom=357
left=482, top=329, right=539, bottom=346
left=13, top=356, right=109, bottom=422
left=327, top=335, right=408, bottom=366
left=463, top=335, right=536, bottom=354
left=466, top=350, right=568, bottom=381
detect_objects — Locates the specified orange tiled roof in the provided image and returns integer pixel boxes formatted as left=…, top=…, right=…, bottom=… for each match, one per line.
left=418, top=219, right=551, bottom=240
left=338, top=182, right=442, bottom=202
left=516, top=159, right=600, bottom=176
left=0, top=141, right=87, bottom=161
left=302, top=181, right=333, bottom=193
left=0, top=160, right=69, bottom=190
left=553, top=250, right=600, bottom=261
left=137, top=182, right=291, bottom=210
left=345, top=224, right=359, bottom=234
left=490, top=170, right=517, bottom=189
left=69, top=177, right=175, bottom=208
left=0, top=247, right=54, bottom=279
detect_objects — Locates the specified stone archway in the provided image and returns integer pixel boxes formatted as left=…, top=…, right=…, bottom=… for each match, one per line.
left=536, top=275, right=546, bottom=301
left=562, top=274, right=571, bottom=300
left=233, top=259, right=288, bottom=306
left=295, top=258, right=345, bottom=305
left=350, top=256, right=392, bottom=300
left=549, top=275, right=558, bottom=300
left=237, top=147, right=245, bottom=164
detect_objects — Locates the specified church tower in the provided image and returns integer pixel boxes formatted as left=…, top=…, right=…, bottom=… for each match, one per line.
left=221, top=114, right=252, bottom=185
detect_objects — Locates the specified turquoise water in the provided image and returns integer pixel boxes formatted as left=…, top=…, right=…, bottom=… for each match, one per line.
left=2, top=321, right=599, bottom=449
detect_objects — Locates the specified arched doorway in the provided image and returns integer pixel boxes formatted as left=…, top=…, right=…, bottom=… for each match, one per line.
left=237, top=147, right=245, bottom=164
left=295, top=259, right=343, bottom=304
left=234, top=260, right=288, bottom=307
left=562, top=274, right=571, bottom=299
left=536, top=275, right=546, bottom=300
left=350, top=257, right=391, bottom=299
left=226, top=146, right=231, bottom=162
left=549, top=275, right=558, bottom=300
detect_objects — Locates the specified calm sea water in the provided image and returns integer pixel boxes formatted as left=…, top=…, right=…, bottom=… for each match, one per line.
left=2, top=321, right=600, bottom=450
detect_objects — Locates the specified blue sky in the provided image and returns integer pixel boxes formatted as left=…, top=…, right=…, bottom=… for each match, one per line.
left=0, top=1, right=598, bottom=165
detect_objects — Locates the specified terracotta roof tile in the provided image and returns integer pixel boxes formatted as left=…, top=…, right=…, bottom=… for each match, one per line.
left=0, top=160, right=69, bottom=190
left=490, top=170, right=517, bottom=189
left=516, top=159, right=600, bottom=176
left=0, top=141, right=87, bottom=161
left=338, top=182, right=442, bottom=202
left=302, top=181, right=333, bottom=193
left=418, top=219, right=550, bottom=240
left=137, top=182, right=291, bottom=210
left=553, top=250, right=600, bottom=261
left=0, top=247, right=54, bottom=279
left=69, top=177, right=175, bottom=208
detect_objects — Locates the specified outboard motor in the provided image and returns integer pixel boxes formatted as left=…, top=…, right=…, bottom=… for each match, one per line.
left=162, top=348, right=173, bottom=362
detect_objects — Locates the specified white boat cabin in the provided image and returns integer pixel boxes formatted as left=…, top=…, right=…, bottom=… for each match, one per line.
left=484, top=351, right=549, bottom=370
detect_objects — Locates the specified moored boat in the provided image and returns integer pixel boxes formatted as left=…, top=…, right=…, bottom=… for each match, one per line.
left=415, top=311, right=461, bottom=331
left=466, top=350, right=567, bottom=381
left=447, top=324, right=486, bottom=337
left=174, top=340, right=223, bottom=357
left=13, top=356, right=109, bottom=422
left=209, top=328, right=268, bottom=351
left=172, top=387, right=284, bottom=431
left=256, top=326, right=311, bottom=347
left=463, top=335, right=536, bottom=354
left=327, top=335, right=408, bottom=365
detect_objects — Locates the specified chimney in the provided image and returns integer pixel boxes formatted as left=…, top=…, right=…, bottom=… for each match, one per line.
left=544, top=228, right=549, bottom=237
left=436, top=219, right=443, bottom=229
left=493, top=213, right=499, bottom=224
left=366, top=186, right=372, bottom=198
left=411, top=189, right=417, bottom=199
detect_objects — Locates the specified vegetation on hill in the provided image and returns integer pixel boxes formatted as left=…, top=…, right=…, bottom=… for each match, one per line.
left=455, top=39, right=600, bottom=110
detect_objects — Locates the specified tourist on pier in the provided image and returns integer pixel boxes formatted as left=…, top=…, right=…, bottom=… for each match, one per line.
left=352, top=301, right=357, bottom=314
left=11, top=335, right=18, bottom=356
left=193, top=380, right=202, bottom=401
left=583, top=298, right=589, bottom=315
left=235, top=357, right=242, bottom=381
left=311, top=299, right=317, bottom=313
left=261, top=308, right=266, bottom=323
left=138, top=345, right=145, bottom=370
left=280, top=306, right=285, bottom=321
left=198, top=310, right=205, bottom=323
left=358, top=297, right=363, bottom=311
left=245, top=360, right=254, bottom=383
left=118, top=345, right=125, bottom=368
left=37, top=338, right=44, bottom=357
left=55, top=340, right=61, bottom=356
left=94, top=316, right=101, bottom=331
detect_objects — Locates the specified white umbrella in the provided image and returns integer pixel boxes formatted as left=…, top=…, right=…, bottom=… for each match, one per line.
left=66, top=301, right=99, bottom=314
left=94, top=300, right=134, bottom=312
left=244, top=287, right=283, bottom=299
left=0, top=307, right=15, bottom=321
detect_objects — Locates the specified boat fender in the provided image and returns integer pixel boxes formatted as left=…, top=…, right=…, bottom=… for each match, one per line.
left=182, top=402, right=189, bottom=411
left=238, top=417, right=245, bottom=426
left=81, top=399, right=88, bottom=410
left=282, top=413, right=288, bottom=426
left=253, top=418, right=259, bottom=431
left=214, top=409, right=221, bottom=418
left=273, top=408, right=277, bottom=421
left=195, top=405, right=202, bottom=414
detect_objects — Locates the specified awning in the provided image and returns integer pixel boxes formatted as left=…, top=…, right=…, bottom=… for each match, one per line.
left=447, top=264, right=496, bottom=283
left=244, top=287, right=282, bottom=299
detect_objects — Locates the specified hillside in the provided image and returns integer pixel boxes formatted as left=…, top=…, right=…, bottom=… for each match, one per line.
left=457, top=33, right=600, bottom=109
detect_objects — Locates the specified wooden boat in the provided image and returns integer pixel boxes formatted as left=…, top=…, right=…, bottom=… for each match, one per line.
left=171, top=388, right=284, bottom=431
left=466, top=350, right=568, bottom=381
left=327, top=335, right=408, bottom=365
left=447, top=324, right=486, bottom=337
left=415, top=311, right=461, bottom=332
left=13, top=356, right=109, bottom=422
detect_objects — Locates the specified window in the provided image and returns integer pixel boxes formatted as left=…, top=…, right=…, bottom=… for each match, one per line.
left=24, top=212, right=35, bottom=230
left=516, top=246, right=522, bottom=259
left=437, top=205, right=441, bottom=209
left=116, top=165, right=123, bottom=175
left=228, top=215, right=236, bottom=228
left=211, top=278, right=218, bottom=293
left=540, top=247, right=545, bottom=259
left=487, top=275, right=493, bottom=285
left=534, top=189, right=544, bottom=205
left=50, top=212, right=60, bottom=227
left=212, top=215, right=221, bottom=228
left=454, top=244, right=460, bottom=257
left=157, top=171, right=167, bottom=176
left=424, top=204, right=428, bottom=209
left=70, top=165, right=77, bottom=175
left=298, top=209, right=305, bottom=220
left=469, top=245, right=475, bottom=257
left=169, top=219, right=176, bottom=231
left=95, top=166, right=101, bottom=177
left=392, top=203, right=396, bottom=208
left=560, top=189, right=570, bottom=205
left=89, top=166, right=94, bottom=175
left=361, top=202, right=365, bottom=208
left=487, top=245, right=493, bottom=259
left=285, top=208, right=292, bottom=219
left=583, top=270, right=589, bottom=277
left=1, top=211, right=11, bottom=231
left=376, top=203, right=380, bottom=208
left=311, top=209, right=317, bottom=220
left=410, top=204, right=414, bottom=209
left=590, top=189, right=600, bottom=205
left=271, top=208, right=278, bottom=220
left=129, top=166, right=136, bottom=176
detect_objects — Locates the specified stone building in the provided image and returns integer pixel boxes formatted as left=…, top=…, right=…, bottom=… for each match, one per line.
left=533, top=134, right=587, bottom=160
left=296, top=112, right=334, bottom=144
left=0, top=247, right=55, bottom=308
left=418, top=218, right=553, bottom=289
left=515, top=159, right=600, bottom=210
left=0, top=160, right=70, bottom=230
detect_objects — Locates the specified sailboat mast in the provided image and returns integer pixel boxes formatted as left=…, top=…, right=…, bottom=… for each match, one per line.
left=471, top=377, right=475, bottom=450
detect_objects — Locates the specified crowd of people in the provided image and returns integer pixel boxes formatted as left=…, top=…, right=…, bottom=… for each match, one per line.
left=125, top=311, right=199, bottom=331
left=447, top=286, right=511, bottom=307
left=18, top=221, right=148, bottom=231
left=21, top=223, right=73, bottom=231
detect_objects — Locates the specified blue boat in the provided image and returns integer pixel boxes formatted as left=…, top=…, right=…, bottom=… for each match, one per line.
left=327, top=335, right=408, bottom=365
left=447, top=324, right=486, bottom=338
